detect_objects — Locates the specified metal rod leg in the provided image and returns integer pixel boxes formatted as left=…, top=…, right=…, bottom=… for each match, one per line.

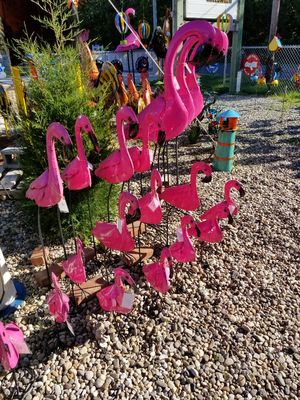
left=150, top=143, right=157, bottom=171
left=57, top=206, right=67, bottom=260
left=107, top=184, right=113, bottom=222
left=37, top=207, right=51, bottom=286
left=87, top=189, right=97, bottom=258
left=175, top=137, right=179, bottom=185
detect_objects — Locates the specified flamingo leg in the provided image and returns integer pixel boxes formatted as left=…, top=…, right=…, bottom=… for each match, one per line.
left=57, top=206, right=68, bottom=260
left=37, top=207, right=51, bottom=286
left=67, top=190, right=77, bottom=252
left=87, top=189, right=97, bottom=258
left=150, top=143, right=158, bottom=171
left=175, top=137, right=179, bottom=185
left=107, top=184, right=113, bottom=222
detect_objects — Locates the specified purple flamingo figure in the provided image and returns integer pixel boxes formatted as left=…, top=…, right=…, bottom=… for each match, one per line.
left=0, top=322, right=30, bottom=371
left=97, top=267, right=135, bottom=314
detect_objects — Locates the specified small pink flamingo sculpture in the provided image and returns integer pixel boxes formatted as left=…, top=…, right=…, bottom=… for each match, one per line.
left=143, top=247, right=172, bottom=293
left=62, top=115, right=99, bottom=190
left=159, top=161, right=212, bottom=211
left=169, top=215, right=197, bottom=263
left=92, top=191, right=139, bottom=252
left=139, top=169, right=163, bottom=224
left=128, top=20, right=215, bottom=143
left=61, top=239, right=86, bottom=284
left=0, top=322, right=30, bottom=370
left=26, top=123, right=72, bottom=207
left=97, top=267, right=135, bottom=314
left=223, top=179, right=245, bottom=216
left=95, top=106, right=137, bottom=183
left=47, top=273, right=70, bottom=323
left=115, top=8, right=140, bottom=52
left=188, top=202, right=233, bottom=243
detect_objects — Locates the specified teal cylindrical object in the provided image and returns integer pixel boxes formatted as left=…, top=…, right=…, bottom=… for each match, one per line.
left=213, top=130, right=236, bottom=172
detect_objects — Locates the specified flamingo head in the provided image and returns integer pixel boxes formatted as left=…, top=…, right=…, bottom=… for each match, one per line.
left=119, top=106, right=139, bottom=139
left=151, top=169, right=163, bottom=194
left=48, top=122, right=72, bottom=147
left=225, top=179, right=245, bottom=198
left=119, top=192, right=140, bottom=222
left=114, top=267, right=135, bottom=286
left=214, top=202, right=234, bottom=224
left=75, top=238, right=84, bottom=255
left=192, top=161, right=212, bottom=182
left=160, top=247, right=173, bottom=267
left=125, top=7, right=135, bottom=17
left=76, top=115, right=100, bottom=153
left=208, top=28, right=229, bottom=64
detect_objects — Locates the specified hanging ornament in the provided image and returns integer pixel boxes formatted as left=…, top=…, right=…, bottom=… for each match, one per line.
left=217, top=14, right=233, bottom=33
left=138, top=21, right=151, bottom=41
left=115, top=11, right=129, bottom=35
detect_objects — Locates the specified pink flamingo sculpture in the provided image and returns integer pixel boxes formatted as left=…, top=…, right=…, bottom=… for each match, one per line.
left=26, top=123, right=72, bottom=207
left=143, top=247, right=172, bottom=293
left=92, top=192, right=139, bottom=252
left=62, top=115, right=99, bottom=190
left=97, top=267, right=135, bottom=314
left=128, top=20, right=215, bottom=143
left=159, top=161, right=212, bottom=211
left=188, top=202, right=233, bottom=243
left=95, top=106, right=137, bottom=183
left=128, top=123, right=153, bottom=173
left=139, top=169, right=163, bottom=224
left=61, top=239, right=86, bottom=284
left=115, top=8, right=140, bottom=52
left=47, top=273, right=70, bottom=324
left=169, top=215, right=197, bottom=263
left=223, top=179, right=245, bottom=216
left=0, top=322, right=30, bottom=371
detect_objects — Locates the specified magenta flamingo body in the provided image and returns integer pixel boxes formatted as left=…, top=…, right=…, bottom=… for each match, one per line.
left=188, top=202, right=232, bottom=243
left=92, top=192, right=139, bottom=252
left=159, top=161, right=212, bottom=211
left=0, top=322, right=29, bottom=370
left=143, top=248, right=172, bottom=293
left=95, top=107, right=137, bottom=183
left=129, top=20, right=215, bottom=143
left=62, top=115, right=99, bottom=190
left=26, top=123, right=72, bottom=207
left=47, top=273, right=70, bottom=323
left=115, top=8, right=140, bottom=52
left=61, top=239, right=86, bottom=284
left=139, top=169, right=163, bottom=224
left=169, top=216, right=197, bottom=262
left=97, top=268, right=135, bottom=313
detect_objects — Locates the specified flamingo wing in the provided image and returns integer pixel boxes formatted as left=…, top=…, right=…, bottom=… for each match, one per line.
left=61, top=157, right=82, bottom=181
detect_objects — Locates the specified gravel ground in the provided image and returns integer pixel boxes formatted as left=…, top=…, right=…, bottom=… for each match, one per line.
left=0, top=95, right=299, bottom=400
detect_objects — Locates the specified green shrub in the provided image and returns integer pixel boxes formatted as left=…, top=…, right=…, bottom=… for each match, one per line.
left=12, top=0, right=119, bottom=243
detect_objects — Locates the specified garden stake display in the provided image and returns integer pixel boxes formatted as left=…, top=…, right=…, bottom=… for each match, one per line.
left=213, top=109, right=240, bottom=172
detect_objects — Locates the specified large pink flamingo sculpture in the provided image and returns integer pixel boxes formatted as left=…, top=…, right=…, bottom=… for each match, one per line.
left=62, top=115, right=99, bottom=190
left=188, top=203, right=233, bottom=243
left=92, top=192, right=139, bottom=252
left=159, top=161, right=212, bottom=211
left=47, top=273, right=70, bottom=324
left=169, top=215, right=197, bottom=263
left=139, top=169, right=163, bottom=225
left=61, top=239, right=86, bottom=284
left=26, top=123, right=72, bottom=207
left=143, top=247, right=172, bottom=293
left=95, top=106, right=137, bottom=183
left=115, top=8, right=140, bottom=52
left=0, top=322, right=30, bottom=370
left=129, top=20, right=216, bottom=143
left=97, top=267, right=135, bottom=314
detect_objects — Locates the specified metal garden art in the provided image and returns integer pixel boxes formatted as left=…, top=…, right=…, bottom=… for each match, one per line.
left=23, top=21, right=245, bottom=349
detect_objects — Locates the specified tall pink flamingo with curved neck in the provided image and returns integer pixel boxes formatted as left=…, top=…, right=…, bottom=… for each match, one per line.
left=115, top=8, right=140, bottom=52
left=95, top=106, right=137, bottom=183
left=139, top=169, right=163, bottom=224
left=92, top=192, right=139, bottom=252
left=97, top=267, right=135, bottom=314
left=0, top=322, right=30, bottom=371
left=47, top=273, right=70, bottom=323
left=26, top=123, right=72, bottom=207
left=169, top=215, right=197, bottom=263
left=61, top=239, right=86, bottom=284
left=159, top=161, right=212, bottom=211
left=143, top=247, right=172, bottom=293
left=62, top=115, right=99, bottom=190
left=129, top=20, right=215, bottom=143
left=188, top=202, right=233, bottom=243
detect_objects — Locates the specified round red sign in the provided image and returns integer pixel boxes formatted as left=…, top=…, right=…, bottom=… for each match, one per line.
left=242, top=54, right=260, bottom=76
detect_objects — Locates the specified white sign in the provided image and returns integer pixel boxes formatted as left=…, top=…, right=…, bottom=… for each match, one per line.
left=185, top=0, right=238, bottom=20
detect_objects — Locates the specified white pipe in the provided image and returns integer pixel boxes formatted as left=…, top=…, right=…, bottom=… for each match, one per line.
left=0, top=248, right=17, bottom=311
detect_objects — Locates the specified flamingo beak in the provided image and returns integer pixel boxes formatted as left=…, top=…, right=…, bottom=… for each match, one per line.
left=189, top=43, right=213, bottom=67
left=228, top=214, right=234, bottom=225
left=239, top=187, right=245, bottom=198
left=156, top=185, right=162, bottom=195
left=128, top=122, right=139, bottom=139
left=202, top=175, right=212, bottom=183
left=126, top=207, right=141, bottom=224
left=158, top=131, right=166, bottom=147
left=88, top=130, right=100, bottom=153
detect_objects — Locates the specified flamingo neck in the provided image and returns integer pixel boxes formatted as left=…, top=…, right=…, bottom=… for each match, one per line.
left=150, top=170, right=162, bottom=194
left=116, top=116, right=129, bottom=159
left=224, top=182, right=234, bottom=202
left=75, top=124, right=87, bottom=162
left=46, top=128, right=60, bottom=178
left=190, top=165, right=201, bottom=194
left=177, top=37, right=198, bottom=93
